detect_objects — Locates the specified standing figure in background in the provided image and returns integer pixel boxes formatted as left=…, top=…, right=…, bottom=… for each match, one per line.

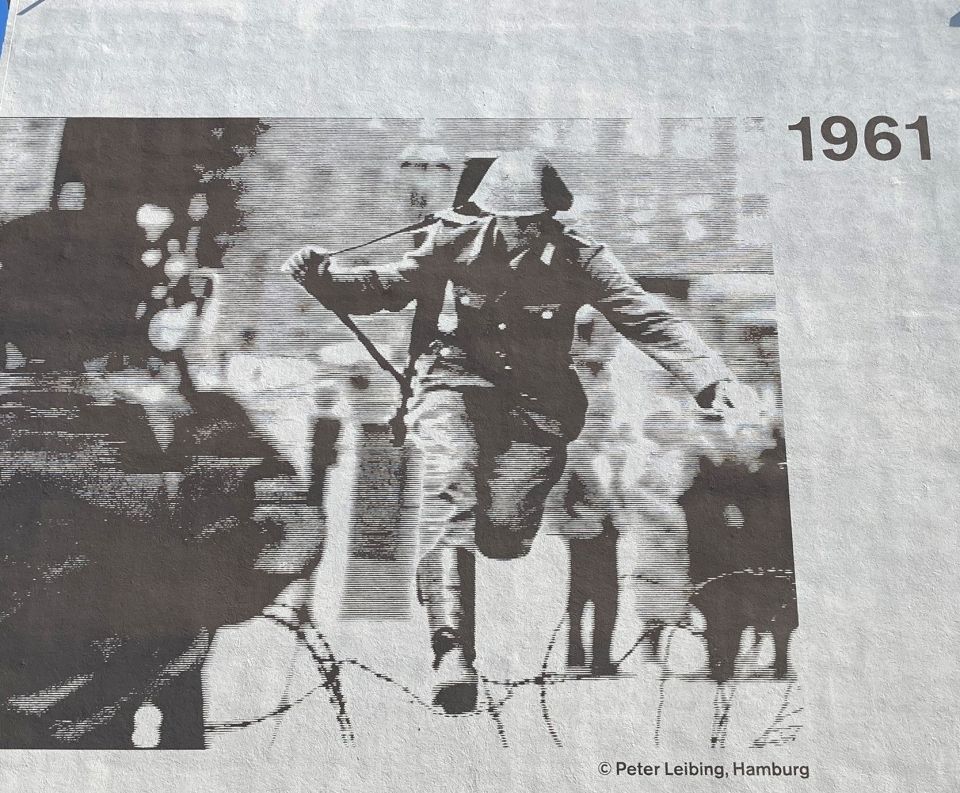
left=546, top=309, right=624, bottom=676
left=286, top=151, right=759, bottom=714
left=683, top=428, right=796, bottom=682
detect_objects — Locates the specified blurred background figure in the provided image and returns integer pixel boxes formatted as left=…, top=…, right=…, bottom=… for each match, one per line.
left=0, top=120, right=325, bottom=748
left=681, top=279, right=796, bottom=683
left=545, top=308, right=623, bottom=675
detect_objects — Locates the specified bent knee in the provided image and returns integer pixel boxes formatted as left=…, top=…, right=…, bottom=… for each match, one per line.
left=475, top=515, right=539, bottom=560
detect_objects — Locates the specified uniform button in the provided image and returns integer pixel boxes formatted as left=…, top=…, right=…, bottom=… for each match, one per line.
left=497, top=322, right=507, bottom=331
left=541, top=310, right=554, bottom=320
left=439, top=347, right=452, bottom=358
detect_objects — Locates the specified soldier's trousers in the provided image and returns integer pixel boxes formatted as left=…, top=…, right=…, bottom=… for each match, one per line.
left=408, top=384, right=569, bottom=659
left=409, top=385, right=569, bottom=561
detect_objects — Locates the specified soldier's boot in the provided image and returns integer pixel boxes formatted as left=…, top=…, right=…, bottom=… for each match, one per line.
left=416, top=544, right=478, bottom=714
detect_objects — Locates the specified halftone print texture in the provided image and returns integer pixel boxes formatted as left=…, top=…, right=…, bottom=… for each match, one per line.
left=0, top=118, right=797, bottom=752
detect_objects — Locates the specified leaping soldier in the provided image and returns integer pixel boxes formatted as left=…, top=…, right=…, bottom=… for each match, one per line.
left=286, top=151, right=760, bottom=714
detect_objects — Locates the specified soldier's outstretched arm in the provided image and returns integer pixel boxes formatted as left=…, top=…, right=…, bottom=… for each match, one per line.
left=285, top=221, right=446, bottom=314
left=582, top=245, right=733, bottom=402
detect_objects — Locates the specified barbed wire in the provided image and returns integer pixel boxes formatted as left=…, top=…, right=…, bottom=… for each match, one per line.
left=204, top=569, right=802, bottom=750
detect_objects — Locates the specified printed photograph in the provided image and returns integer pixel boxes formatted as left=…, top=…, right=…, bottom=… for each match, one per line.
left=0, top=118, right=799, bottom=752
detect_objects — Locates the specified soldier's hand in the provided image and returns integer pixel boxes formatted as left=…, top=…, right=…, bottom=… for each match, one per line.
left=283, top=245, right=333, bottom=294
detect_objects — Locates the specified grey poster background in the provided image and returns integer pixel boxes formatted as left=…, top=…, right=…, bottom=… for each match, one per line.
left=0, top=2, right=957, bottom=792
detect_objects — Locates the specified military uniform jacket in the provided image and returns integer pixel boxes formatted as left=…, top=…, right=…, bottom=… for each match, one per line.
left=317, top=213, right=732, bottom=440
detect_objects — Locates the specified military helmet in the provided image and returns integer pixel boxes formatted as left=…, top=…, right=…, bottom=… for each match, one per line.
left=466, top=151, right=573, bottom=216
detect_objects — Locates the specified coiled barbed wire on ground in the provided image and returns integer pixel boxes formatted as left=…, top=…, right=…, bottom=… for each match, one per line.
left=205, top=568, right=801, bottom=750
